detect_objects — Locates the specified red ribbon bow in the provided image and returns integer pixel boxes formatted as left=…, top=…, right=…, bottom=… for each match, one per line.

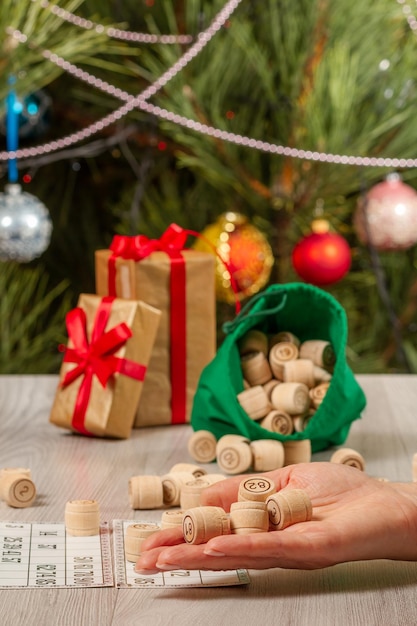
left=60, top=296, right=146, bottom=436
left=109, top=223, right=188, bottom=264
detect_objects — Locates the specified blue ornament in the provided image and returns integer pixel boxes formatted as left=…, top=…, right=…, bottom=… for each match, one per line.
left=1, top=90, right=52, bottom=140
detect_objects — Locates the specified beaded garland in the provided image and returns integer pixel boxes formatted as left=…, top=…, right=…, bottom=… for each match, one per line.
left=2, top=0, right=417, bottom=170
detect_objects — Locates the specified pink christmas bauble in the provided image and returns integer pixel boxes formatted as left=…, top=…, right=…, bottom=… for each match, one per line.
left=353, top=174, right=417, bottom=250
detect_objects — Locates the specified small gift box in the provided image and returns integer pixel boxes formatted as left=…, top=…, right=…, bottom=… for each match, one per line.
left=94, top=224, right=217, bottom=427
left=49, top=294, right=161, bottom=438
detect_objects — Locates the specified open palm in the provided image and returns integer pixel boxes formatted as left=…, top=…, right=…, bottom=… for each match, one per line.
left=136, top=462, right=417, bottom=573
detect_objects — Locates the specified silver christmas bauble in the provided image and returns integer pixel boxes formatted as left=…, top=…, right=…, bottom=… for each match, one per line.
left=0, top=183, right=52, bottom=262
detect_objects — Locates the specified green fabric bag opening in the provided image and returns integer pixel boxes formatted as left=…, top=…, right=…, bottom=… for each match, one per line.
left=191, top=283, right=367, bottom=453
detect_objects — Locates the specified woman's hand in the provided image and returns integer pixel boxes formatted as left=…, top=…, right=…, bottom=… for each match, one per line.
left=135, top=462, right=417, bottom=573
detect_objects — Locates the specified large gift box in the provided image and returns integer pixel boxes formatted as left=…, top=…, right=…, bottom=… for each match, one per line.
left=50, top=294, right=161, bottom=438
left=94, top=225, right=217, bottom=427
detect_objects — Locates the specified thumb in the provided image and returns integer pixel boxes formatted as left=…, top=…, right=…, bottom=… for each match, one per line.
left=201, top=474, right=245, bottom=510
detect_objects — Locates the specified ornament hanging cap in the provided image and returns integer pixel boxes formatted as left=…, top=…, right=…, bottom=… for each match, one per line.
left=311, top=219, right=330, bottom=234
left=386, top=172, right=401, bottom=183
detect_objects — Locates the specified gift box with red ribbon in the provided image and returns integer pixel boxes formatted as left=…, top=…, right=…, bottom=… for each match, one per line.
left=94, top=224, right=217, bottom=427
left=49, top=294, right=161, bottom=438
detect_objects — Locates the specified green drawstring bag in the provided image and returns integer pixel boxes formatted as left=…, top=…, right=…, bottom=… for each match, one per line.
left=191, top=283, right=366, bottom=453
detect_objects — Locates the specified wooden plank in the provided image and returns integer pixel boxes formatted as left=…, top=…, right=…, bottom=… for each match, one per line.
left=0, top=375, right=416, bottom=625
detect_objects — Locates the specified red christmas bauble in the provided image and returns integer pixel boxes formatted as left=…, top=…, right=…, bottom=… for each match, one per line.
left=292, top=221, right=351, bottom=286
left=353, top=174, right=417, bottom=251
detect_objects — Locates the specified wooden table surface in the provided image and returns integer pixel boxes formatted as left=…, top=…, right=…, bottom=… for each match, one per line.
left=0, top=374, right=417, bottom=626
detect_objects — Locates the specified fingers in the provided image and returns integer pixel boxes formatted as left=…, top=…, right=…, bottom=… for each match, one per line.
left=200, top=463, right=320, bottom=511
left=136, top=523, right=335, bottom=573
left=140, top=526, right=184, bottom=551
left=200, top=474, right=245, bottom=509
left=135, top=546, right=173, bottom=575
left=203, top=523, right=332, bottom=569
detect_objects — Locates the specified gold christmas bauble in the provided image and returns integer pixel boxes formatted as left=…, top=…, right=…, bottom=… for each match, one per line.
left=194, top=212, right=274, bottom=303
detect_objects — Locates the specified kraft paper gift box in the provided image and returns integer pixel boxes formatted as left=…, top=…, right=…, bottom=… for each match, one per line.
left=49, top=294, right=161, bottom=438
left=94, top=225, right=217, bottom=427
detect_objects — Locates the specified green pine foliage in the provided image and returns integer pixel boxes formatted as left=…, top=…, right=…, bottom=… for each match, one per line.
left=0, top=263, right=70, bottom=373
left=1, top=0, right=417, bottom=373
left=0, top=0, right=141, bottom=106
